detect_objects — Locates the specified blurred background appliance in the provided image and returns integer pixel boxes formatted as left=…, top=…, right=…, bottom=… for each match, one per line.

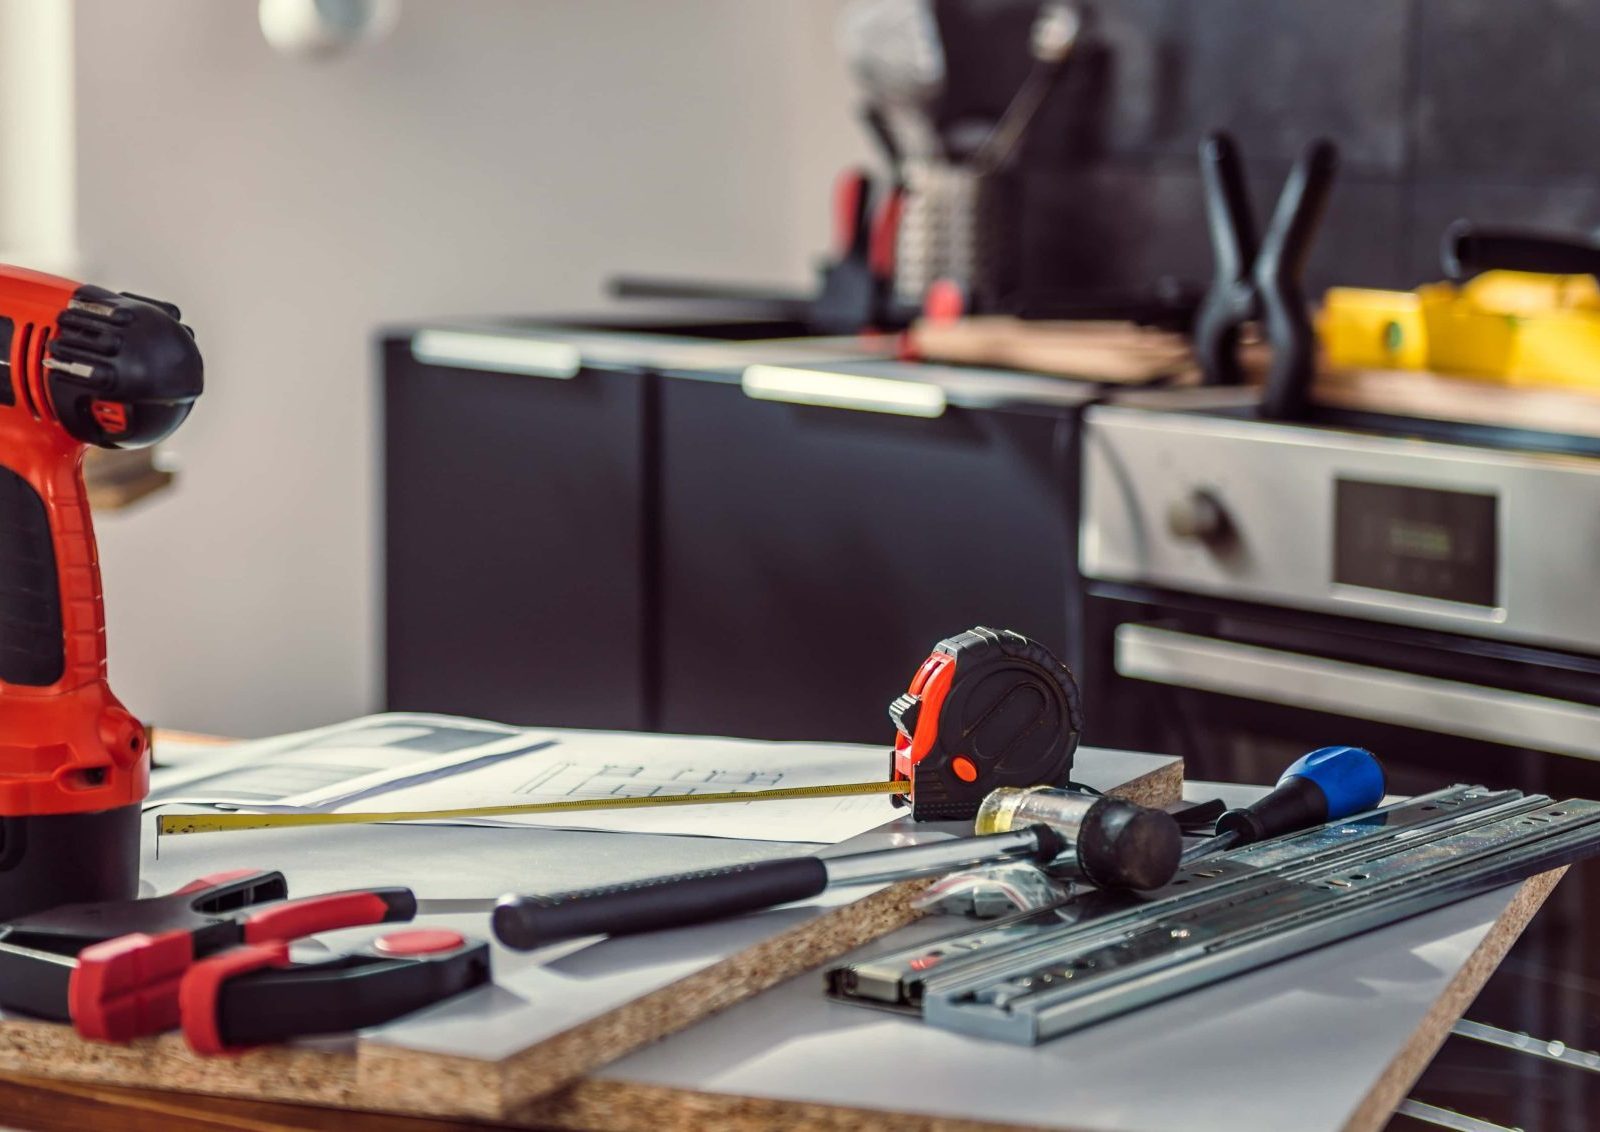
left=1079, top=252, right=1600, bottom=1127
left=1080, top=388, right=1600, bottom=798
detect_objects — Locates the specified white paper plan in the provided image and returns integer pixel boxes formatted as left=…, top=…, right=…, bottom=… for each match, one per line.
left=147, top=713, right=899, bottom=844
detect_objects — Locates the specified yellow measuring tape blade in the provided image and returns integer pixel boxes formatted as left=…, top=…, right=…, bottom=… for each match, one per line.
left=155, top=778, right=911, bottom=836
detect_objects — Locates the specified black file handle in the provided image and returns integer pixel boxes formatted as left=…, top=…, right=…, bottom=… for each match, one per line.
left=492, top=857, right=829, bottom=951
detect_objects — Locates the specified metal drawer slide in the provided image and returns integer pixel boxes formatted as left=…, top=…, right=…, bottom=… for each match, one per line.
left=827, top=787, right=1600, bottom=1045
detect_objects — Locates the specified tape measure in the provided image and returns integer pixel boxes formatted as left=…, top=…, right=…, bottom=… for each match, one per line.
left=889, top=626, right=1081, bottom=820
left=155, top=626, right=1080, bottom=837
left=156, top=779, right=909, bottom=835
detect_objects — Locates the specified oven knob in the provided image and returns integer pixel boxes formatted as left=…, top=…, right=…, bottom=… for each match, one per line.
left=1167, top=489, right=1230, bottom=543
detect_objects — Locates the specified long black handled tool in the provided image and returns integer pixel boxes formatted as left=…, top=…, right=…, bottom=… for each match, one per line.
left=492, top=825, right=1068, bottom=951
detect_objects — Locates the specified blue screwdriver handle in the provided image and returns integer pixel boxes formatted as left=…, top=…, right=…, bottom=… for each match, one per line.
left=1217, top=746, right=1385, bottom=846
left=1280, top=745, right=1386, bottom=818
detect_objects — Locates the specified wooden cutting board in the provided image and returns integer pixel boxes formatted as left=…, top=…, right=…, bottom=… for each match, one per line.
left=910, top=317, right=1198, bottom=383
left=1315, top=366, right=1600, bottom=438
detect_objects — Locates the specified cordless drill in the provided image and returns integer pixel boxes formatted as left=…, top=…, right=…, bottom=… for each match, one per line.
left=0, top=266, right=201, bottom=920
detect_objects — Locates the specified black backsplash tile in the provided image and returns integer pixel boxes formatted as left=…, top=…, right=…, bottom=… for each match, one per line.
left=933, top=0, right=1046, bottom=128
left=1015, top=0, right=1594, bottom=301
left=1020, top=165, right=1208, bottom=293
left=1415, top=0, right=1600, bottom=178
left=1019, top=163, right=1406, bottom=295
left=1061, top=0, right=1184, bottom=159
left=1091, top=0, right=1410, bottom=173
left=1301, top=177, right=1411, bottom=293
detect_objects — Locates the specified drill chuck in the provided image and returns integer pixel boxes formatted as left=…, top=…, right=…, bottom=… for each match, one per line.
left=47, top=287, right=202, bottom=449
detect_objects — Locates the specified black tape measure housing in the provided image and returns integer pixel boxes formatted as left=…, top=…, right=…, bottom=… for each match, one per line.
left=890, top=627, right=1082, bottom=821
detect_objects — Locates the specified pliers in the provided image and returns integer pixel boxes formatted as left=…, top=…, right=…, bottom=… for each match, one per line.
left=0, top=869, right=489, bottom=1055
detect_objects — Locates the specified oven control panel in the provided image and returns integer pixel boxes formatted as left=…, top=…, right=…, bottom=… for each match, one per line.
left=1333, top=478, right=1497, bottom=608
left=1081, top=404, right=1600, bottom=652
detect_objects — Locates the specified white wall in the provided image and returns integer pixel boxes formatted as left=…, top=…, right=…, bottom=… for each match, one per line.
left=74, top=0, right=869, bottom=737
left=0, top=0, right=74, bottom=272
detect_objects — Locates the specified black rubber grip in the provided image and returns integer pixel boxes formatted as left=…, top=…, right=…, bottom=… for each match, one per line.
left=217, top=941, right=493, bottom=1047
left=1443, top=221, right=1600, bottom=282
left=0, top=465, right=64, bottom=686
left=492, top=857, right=830, bottom=951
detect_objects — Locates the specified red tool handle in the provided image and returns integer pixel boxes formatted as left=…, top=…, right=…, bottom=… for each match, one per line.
left=242, top=887, right=417, bottom=944
left=180, top=933, right=491, bottom=1056
left=179, top=941, right=292, bottom=1056
left=175, top=868, right=280, bottom=897
left=69, top=879, right=414, bottom=1044
left=70, top=929, right=196, bottom=1042
left=869, top=184, right=905, bottom=281
left=833, top=168, right=873, bottom=261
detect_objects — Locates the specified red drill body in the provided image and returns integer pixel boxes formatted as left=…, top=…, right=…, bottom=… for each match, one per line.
left=0, top=265, right=201, bottom=917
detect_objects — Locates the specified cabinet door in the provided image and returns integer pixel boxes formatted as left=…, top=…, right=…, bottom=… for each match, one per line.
left=659, top=378, right=1074, bottom=743
left=383, top=339, right=649, bottom=729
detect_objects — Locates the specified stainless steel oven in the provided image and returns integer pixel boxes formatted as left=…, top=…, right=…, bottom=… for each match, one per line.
left=1079, top=396, right=1600, bottom=1130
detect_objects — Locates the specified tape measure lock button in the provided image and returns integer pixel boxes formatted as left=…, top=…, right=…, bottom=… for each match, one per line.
left=890, top=651, right=957, bottom=785
left=888, top=693, right=922, bottom=739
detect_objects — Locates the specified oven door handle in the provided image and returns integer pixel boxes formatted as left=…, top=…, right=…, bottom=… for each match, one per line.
left=1115, top=624, right=1600, bottom=762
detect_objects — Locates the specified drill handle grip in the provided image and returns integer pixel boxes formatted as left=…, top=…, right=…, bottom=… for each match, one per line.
left=0, top=458, right=72, bottom=687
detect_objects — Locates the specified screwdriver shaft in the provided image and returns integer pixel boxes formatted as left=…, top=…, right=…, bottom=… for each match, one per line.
left=1180, top=830, right=1241, bottom=865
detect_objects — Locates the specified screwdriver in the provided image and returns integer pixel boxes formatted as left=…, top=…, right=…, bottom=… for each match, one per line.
left=1180, top=746, right=1386, bottom=864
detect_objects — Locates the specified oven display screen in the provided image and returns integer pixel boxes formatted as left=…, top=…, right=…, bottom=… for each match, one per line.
left=1334, top=479, right=1497, bottom=607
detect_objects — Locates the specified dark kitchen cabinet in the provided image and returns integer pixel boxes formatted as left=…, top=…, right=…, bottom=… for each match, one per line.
left=657, top=373, right=1078, bottom=743
left=383, top=338, right=651, bottom=729
left=384, top=331, right=1084, bottom=742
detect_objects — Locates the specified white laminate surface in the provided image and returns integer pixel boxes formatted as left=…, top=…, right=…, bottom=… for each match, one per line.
left=590, top=783, right=1527, bottom=1132
left=141, top=746, right=1180, bottom=1065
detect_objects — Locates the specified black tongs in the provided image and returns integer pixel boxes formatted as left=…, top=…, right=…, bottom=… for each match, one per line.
left=1193, top=132, right=1339, bottom=420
